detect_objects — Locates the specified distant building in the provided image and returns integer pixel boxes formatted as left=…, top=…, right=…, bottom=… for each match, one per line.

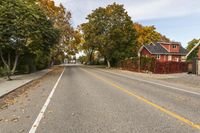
left=138, top=42, right=188, bottom=62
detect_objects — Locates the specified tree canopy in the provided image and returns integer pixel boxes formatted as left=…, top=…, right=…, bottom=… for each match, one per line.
left=81, top=3, right=137, bottom=67
left=0, top=0, right=81, bottom=79
left=0, top=0, right=59, bottom=79
left=186, top=38, right=200, bottom=61
left=37, top=0, right=80, bottom=65
left=186, top=38, right=200, bottom=51
left=133, top=23, right=170, bottom=50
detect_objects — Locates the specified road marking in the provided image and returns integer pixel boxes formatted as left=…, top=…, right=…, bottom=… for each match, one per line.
left=90, top=67, right=200, bottom=97
left=81, top=68, right=200, bottom=130
left=29, top=68, right=65, bottom=133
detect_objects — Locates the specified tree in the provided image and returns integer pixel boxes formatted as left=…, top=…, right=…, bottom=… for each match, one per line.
left=0, top=0, right=59, bottom=79
left=186, top=38, right=200, bottom=61
left=133, top=23, right=170, bottom=50
left=186, top=38, right=200, bottom=51
left=80, top=23, right=98, bottom=64
left=37, top=0, right=79, bottom=65
left=81, top=3, right=136, bottom=67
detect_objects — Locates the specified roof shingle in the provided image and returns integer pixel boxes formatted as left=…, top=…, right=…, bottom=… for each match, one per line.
left=144, top=42, right=188, bottom=55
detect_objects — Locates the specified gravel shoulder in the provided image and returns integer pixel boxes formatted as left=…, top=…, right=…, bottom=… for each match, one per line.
left=85, top=66, right=200, bottom=94
left=99, top=67, right=200, bottom=89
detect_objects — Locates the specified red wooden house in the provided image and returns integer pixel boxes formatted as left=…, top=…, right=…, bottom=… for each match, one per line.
left=138, top=42, right=188, bottom=62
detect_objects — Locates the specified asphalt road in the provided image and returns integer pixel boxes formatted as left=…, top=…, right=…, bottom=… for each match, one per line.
left=0, top=65, right=200, bottom=133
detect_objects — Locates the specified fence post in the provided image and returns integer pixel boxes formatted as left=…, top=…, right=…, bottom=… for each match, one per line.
left=138, top=57, right=140, bottom=72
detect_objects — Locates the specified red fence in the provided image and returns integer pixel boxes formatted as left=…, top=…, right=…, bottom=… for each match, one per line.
left=153, top=61, right=189, bottom=74
left=118, top=58, right=191, bottom=74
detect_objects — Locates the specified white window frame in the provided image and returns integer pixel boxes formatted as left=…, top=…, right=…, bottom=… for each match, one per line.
left=172, top=45, right=177, bottom=49
left=156, top=54, right=160, bottom=59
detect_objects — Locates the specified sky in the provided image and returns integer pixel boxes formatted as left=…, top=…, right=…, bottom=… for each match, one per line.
left=54, top=0, right=200, bottom=47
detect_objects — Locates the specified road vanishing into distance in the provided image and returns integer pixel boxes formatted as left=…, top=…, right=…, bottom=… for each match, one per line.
left=0, top=65, right=200, bottom=133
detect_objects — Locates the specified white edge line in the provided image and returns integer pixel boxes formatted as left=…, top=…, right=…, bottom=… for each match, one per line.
left=88, top=67, right=200, bottom=97
left=29, top=67, right=65, bottom=133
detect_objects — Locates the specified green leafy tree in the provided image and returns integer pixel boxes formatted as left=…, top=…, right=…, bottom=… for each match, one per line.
left=37, top=0, right=80, bottom=65
left=186, top=39, right=200, bottom=51
left=80, top=23, right=98, bottom=64
left=186, top=38, right=200, bottom=61
left=0, top=0, right=59, bottom=79
left=81, top=3, right=136, bottom=67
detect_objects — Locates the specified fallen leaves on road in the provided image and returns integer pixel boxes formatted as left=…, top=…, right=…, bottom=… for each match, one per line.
left=0, top=66, right=64, bottom=110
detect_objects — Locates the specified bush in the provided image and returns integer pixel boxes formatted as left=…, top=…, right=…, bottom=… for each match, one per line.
left=0, top=67, right=7, bottom=77
left=17, top=53, right=37, bottom=74
left=35, top=51, right=51, bottom=70
left=17, top=50, right=51, bottom=74
left=140, top=57, right=156, bottom=72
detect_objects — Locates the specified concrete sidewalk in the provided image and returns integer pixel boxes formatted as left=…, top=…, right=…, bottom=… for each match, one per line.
left=0, top=68, right=52, bottom=98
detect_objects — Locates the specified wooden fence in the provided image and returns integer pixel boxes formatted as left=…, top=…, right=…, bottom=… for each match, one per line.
left=153, top=61, right=189, bottom=74
left=118, top=58, right=191, bottom=74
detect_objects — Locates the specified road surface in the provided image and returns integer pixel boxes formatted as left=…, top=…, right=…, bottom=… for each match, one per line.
left=0, top=65, right=200, bottom=133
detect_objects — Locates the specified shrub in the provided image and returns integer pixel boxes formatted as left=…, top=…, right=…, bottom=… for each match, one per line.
left=35, top=51, right=51, bottom=70
left=140, top=57, right=156, bottom=72
left=0, top=67, right=7, bottom=77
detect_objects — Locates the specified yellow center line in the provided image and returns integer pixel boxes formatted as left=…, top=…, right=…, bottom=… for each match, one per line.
left=81, top=68, right=200, bottom=130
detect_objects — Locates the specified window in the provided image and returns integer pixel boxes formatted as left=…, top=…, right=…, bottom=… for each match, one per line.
left=156, top=54, right=160, bottom=59
left=172, top=45, right=177, bottom=49
left=168, top=55, right=172, bottom=61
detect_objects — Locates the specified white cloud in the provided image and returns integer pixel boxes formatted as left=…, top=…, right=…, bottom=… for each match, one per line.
left=54, top=0, right=200, bottom=26
left=126, top=0, right=200, bottom=21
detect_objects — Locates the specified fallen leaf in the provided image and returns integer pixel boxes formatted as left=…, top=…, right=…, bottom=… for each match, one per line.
left=11, top=117, right=19, bottom=122
left=19, top=129, right=25, bottom=133
left=26, top=115, right=30, bottom=119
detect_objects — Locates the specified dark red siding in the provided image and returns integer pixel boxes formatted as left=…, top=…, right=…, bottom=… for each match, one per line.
left=160, top=44, right=170, bottom=52
left=170, top=44, right=180, bottom=53
left=140, top=47, right=183, bottom=62
left=160, top=43, right=180, bottom=53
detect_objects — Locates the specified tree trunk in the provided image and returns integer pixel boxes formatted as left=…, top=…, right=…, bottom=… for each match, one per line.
left=89, top=51, right=93, bottom=63
left=7, top=71, right=12, bottom=80
left=7, top=53, right=12, bottom=80
left=107, top=60, right=111, bottom=68
left=0, top=50, right=12, bottom=80
left=8, top=53, right=11, bottom=67
left=11, top=54, right=19, bottom=75
left=51, top=57, right=55, bottom=66
left=0, top=50, right=9, bottom=69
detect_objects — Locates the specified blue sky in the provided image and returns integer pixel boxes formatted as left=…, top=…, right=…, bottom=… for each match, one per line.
left=55, top=0, right=200, bottom=47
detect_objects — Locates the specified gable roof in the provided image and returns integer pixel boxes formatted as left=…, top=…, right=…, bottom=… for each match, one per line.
left=144, top=43, right=168, bottom=54
left=141, top=42, right=188, bottom=55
